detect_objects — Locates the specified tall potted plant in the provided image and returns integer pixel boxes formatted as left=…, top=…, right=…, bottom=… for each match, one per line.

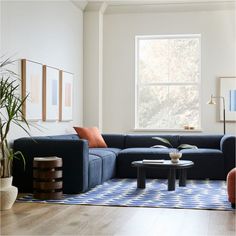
left=0, top=57, right=29, bottom=210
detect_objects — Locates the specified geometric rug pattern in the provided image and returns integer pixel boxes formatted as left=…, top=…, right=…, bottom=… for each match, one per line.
left=17, top=179, right=233, bottom=211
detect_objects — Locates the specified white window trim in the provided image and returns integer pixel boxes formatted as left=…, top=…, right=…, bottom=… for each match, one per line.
left=133, top=128, right=203, bottom=132
left=134, top=34, right=202, bottom=131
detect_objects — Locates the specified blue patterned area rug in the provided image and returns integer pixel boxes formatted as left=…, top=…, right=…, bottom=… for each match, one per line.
left=17, top=179, right=233, bottom=211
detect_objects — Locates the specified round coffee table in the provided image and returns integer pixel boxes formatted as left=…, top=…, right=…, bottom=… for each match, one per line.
left=132, top=160, right=194, bottom=191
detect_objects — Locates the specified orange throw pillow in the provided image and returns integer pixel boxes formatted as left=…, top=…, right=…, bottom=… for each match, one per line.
left=74, top=127, right=107, bottom=148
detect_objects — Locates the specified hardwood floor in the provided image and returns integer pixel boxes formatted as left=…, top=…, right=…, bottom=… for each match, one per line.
left=1, top=202, right=235, bottom=236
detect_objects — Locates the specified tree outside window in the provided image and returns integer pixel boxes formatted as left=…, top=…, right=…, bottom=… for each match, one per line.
left=135, top=35, right=201, bottom=130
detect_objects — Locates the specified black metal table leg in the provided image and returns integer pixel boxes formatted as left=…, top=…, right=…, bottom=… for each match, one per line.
left=137, top=167, right=146, bottom=188
left=168, top=169, right=176, bottom=191
left=179, top=169, right=187, bottom=187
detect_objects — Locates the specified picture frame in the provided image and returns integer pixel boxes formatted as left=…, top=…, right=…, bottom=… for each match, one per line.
left=220, top=77, right=236, bottom=121
left=59, top=70, right=73, bottom=121
left=42, top=65, right=60, bottom=121
left=21, top=59, right=43, bottom=121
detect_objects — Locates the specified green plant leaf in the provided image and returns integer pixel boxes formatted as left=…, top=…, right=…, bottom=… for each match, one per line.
left=0, top=56, right=32, bottom=177
left=152, top=137, right=173, bottom=148
left=12, top=120, right=31, bottom=137
left=177, top=144, right=198, bottom=150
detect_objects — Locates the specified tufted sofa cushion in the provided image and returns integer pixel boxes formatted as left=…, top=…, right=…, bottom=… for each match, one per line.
left=89, top=148, right=121, bottom=182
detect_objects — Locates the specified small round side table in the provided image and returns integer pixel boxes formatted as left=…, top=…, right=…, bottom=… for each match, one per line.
left=33, top=157, right=63, bottom=200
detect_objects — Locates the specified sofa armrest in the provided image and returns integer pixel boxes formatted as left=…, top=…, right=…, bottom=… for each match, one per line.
left=13, top=138, right=89, bottom=194
left=220, top=135, right=236, bottom=177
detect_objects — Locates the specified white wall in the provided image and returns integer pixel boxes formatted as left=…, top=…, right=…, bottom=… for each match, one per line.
left=1, top=1, right=83, bottom=140
left=83, top=10, right=104, bottom=130
left=103, top=8, right=236, bottom=134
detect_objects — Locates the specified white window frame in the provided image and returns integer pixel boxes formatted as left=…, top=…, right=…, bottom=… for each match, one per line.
left=134, top=34, right=202, bottom=132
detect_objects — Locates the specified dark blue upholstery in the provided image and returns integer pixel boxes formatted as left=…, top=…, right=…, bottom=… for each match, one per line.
left=88, top=155, right=102, bottom=188
left=116, top=147, right=226, bottom=179
left=179, top=135, right=223, bottom=149
left=125, top=135, right=179, bottom=148
left=180, top=149, right=224, bottom=179
left=89, top=148, right=119, bottom=182
left=117, top=148, right=171, bottom=178
left=101, top=148, right=121, bottom=156
left=220, top=135, right=236, bottom=176
left=13, top=137, right=89, bottom=194
left=13, top=133, right=235, bottom=193
left=47, top=134, right=80, bottom=140
left=102, top=134, right=126, bottom=149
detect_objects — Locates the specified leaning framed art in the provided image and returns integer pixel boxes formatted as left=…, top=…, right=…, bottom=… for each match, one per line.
left=42, top=65, right=60, bottom=121
left=21, top=59, right=43, bottom=121
left=220, top=77, right=236, bottom=121
left=59, top=70, right=73, bottom=121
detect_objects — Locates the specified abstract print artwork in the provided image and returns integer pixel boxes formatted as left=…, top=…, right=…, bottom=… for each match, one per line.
left=43, top=66, right=60, bottom=121
left=21, top=59, right=43, bottom=121
left=220, top=77, right=236, bottom=121
left=59, top=71, right=73, bottom=121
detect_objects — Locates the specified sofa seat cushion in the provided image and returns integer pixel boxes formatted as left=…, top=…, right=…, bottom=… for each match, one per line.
left=180, top=148, right=224, bottom=179
left=88, top=155, right=102, bottom=189
left=116, top=148, right=225, bottom=179
left=89, top=148, right=121, bottom=156
left=117, top=148, right=171, bottom=178
left=119, top=147, right=171, bottom=157
left=180, top=148, right=223, bottom=156
left=89, top=148, right=119, bottom=182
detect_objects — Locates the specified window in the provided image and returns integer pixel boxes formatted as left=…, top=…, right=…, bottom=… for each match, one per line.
left=135, top=35, right=201, bottom=130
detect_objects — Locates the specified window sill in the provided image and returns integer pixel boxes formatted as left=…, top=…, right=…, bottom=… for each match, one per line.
left=133, top=128, right=203, bottom=133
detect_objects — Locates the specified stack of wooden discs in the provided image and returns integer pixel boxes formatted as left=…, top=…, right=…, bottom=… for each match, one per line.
left=33, top=157, right=63, bottom=200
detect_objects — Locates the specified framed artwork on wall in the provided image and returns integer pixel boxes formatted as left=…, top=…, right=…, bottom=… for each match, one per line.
left=43, top=65, right=60, bottom=121
left=59, top=70, right=73, bottom=121
left=21, top=59, right=43, bottom=121
left=220, top=77, right=236, bottom=121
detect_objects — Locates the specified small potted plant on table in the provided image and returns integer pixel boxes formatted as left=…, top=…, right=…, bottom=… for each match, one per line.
left=152, top=137, right=197, bottom=163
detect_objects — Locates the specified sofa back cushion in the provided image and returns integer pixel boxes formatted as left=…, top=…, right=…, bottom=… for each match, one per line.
left=102, top=134, right=126, bottom=149
left=179, top=135, right=223, bottom=149
left=125, top=135, right=179, bottom=148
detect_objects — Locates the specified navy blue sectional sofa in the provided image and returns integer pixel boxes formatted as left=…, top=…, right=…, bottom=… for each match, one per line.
left=13, top=134, right=235, bottom=194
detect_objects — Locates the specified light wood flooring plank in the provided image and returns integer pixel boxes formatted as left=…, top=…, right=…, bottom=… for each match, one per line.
left=0, top=202, right=235, bottom=236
